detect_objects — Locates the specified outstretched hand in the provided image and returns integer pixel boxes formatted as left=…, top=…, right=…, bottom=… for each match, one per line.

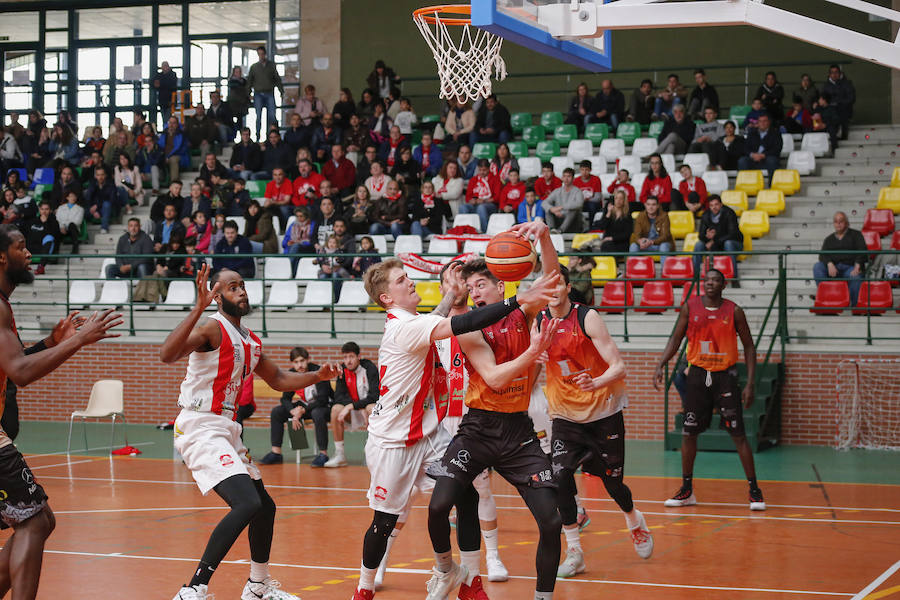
left=510, top=220, right=549, bottom=243
left=195, top=263, right=220, bottom=311
left=77, top=309, right=123, bottom=345
left=49, top=311, right=86, bottom=347
left=529, top=317, right=559, bottom=357
left=516, top=271, right=560, bottom=309
left=316, top=362, right=341, bottom=381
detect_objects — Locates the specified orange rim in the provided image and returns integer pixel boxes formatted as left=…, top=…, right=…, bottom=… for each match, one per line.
left=412, top=4, right=471, bottom=26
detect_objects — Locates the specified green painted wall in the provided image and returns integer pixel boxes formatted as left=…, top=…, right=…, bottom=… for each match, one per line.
left=340, top=0, right=892, bottom=123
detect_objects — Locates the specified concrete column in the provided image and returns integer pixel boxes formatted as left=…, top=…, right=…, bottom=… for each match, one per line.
left=299, top=0, right=342, bottom=108
left=893, top=0, right=900, bottom=124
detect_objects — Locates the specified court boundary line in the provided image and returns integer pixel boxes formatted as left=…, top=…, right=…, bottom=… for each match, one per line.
left=850, top=559, right=900, bottom=600
left=24, top=441, right=155, bottom=458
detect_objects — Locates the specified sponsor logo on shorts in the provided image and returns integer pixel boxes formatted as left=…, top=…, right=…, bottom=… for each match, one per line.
left=21, top=469, right=37, bottom=495
left=220, top=454, right=234, bottom=467
left=530, top=469, right=553, bottom=484
left=605, top=467, right=623, bottom=478
left=536, top=429, right=546, bottom=439
left=0, top=490, right=7, bottom=501
left=450, top=450, right=470, bottom=472
left=553, top=440, right=564, bottom=452
left=607, top=433, right=619, bottom=440
left=722, top=392, right=732, bottom=398
left=551, top=462, right=564, bottom=475
left=684, top=411, right=698, bottom=426
left=374, top=486, right=388, bottom=502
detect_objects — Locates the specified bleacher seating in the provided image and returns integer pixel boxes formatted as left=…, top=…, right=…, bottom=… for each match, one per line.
left=786, top=150, right=815, bottom=175
left=892, top=231, right=900, bottom=251
left=616, top=122, right=640, bottom=145
left=625, top=256, right=655, bottom=284
left=700, top=255, right=736, bottom=280
left=584, top=123, right=609, bottom=144
left=536, top=140, right=561, bottom=161
left=739, top=210, right=770, bottom=238
left=550, top=156, right=574, bottom=178
left=335, top=281, right=370, bottom=311
left=394, top=235, right=423, bottom=254
left=472, top=142, right=496, bottom=160
left=862, top=209, right=895, bottom=237
left=68, top=281, right=96, bottom=306
left=486, top=213, right=515, bottom=235
left=661, top=154, right=677, bottom=175
left=452, top=213, right=481, bottom=232
left=428, top=237, right=458, bottom=256
left=703, top=170, right=729, bottom=195
left=585, top=156, right=607, bottom=175
left=853, top=281, right=893, bottom=315
left=729, top=104, right=751, bottom=122
left=416, top=281, right=442, bottom=308
left=518, top=157, right=541, bottom=179
left=98, top=281, right=129, bottom=306
left=754, top=190, right=785, bottom=216
left=811, top=281, right=850, bottom=314
left=801, top=132, right=830, bottom=157
left=631, top=138, right=658, bottom=159
left=245, top=280, right=264, bottom=306
left=294, top=281, right=326, bottom=309
left=770, top=169, right=801, bottom=195
left=567, top=139, right=593, bottom=162
left=637, top=281, right=674, bottom=313
left=245, top=180, right=267, bottom=198
left=721, top=190, right=748, bottom=216
left=540, top=111, right=563, bottom=128
left=507, top=140, right=529, bottom=158
left=511, top=112, right=532, bottom=133
left=264, top=257, right=293, bottom=279
left=522, top=125, right=545, bottom=147
left=862, top=230, right=882, bottom=252
left=780, top=133, right=794, bottom=158
left=615, top=154, right=641, bottom=176
left=877, top=187, right=900, bottom=214
left=682, top=153, right=710, bottom=175
left=295, top=257, right=318, bottom=280
left=735, top=170, right=764, bottom=196
left=590, top=256, right=617, bottom=284
left=667, top=211, right=696, bottom=239
left=554, top=125, right=577, bottom=145
left=599, top=281, right=633, bottom=313
left=682, top=231, right=700, bottom=253
left=599, top=139, right=626, bottom=162
left=571, top=233, right=599, bottom=250
left=681, top=281, right=703, bottom=305
left=648, top=121, right=664, bottom=138
left=162, top=281, right=196, bottom=309
left=891, top=166, right=900, bottom=188
left=462, top=239, right=489, bottom=254
left=661, top=256, right=694, bottom=282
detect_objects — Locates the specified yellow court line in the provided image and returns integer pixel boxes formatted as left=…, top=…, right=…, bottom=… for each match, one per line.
left=865, top=584, right=900, bottom=599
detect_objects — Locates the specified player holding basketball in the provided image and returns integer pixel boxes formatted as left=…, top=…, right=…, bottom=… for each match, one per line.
left=654, top=269, right=765, bottom=510
left=162, top=264, right=339, bottom=600
left=537, top=265, right=653, bottom=580
left=427, top=220, right=563, bottom=600
left=351, top=259, right=557, bottom=600
left=0, top=225, right=121, bottom=600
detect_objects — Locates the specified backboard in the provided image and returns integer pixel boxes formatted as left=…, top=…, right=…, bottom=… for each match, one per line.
left=471, top=0, right=612, bottom=72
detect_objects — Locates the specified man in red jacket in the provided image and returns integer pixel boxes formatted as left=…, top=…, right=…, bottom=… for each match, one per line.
left=498, top=168, right=526, bottom=214
left=292, top=159, right=324, bottom=208
left=322, top=144, right=356, bottom=196
left=534, top=162, right=562, bottom=200
left=573, top=159, right=603, bottom=227
left=462, top=159, right=502, bottom=232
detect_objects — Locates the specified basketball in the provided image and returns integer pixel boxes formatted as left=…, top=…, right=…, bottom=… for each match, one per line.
left=485, top=231, right=537, bottom=281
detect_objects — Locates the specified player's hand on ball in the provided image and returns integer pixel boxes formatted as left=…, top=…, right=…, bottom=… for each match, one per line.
left=317, top=362, right=340, bottom=381
left=573, top=372, right=597, bottom=391
left=510, top=220, right=548, bottom=241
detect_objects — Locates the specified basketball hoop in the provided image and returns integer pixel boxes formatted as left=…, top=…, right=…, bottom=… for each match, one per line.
left=413, top=4, right=507, bottom=104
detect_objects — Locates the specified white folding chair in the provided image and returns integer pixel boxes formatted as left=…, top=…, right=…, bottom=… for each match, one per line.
left=486, top=213, right=516, bottom=236
left=97, top=281, right=129, bottom=307
left=566, top=139, right=593, bottom=162
left=631, top=137, right=658, bottom=159
left=518, top=157, right=542, bottom=180
left=599, top=139, right=626, bottom=162
left=335, top=281, right=371, bottom=311
left=162, top=280, right=196, bottom=310
left=295, top=257, right=319, bottom=281
left=801, top=132, right=830, bottom=157
left=264, top=256, right=294, bottom=279
left=787, top=150, right=816, bottom=176
left=393, top=234, right=423, bottom=255
left=66, top=379, right=126, bottom=455
left=703, top=170, right=729, bottom=195
left=68, top=281, right=96, bottom=306
left=682, top=152, right=710, bottom=175
left=269, top=280, right=300, bottom=310
left=452, top=213, right=482, bottom=233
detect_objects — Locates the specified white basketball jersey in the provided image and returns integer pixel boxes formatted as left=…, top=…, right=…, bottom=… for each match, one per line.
left=368, top=308, right=449, bottom=449
left=435, top=335, right=468, bottom=438
left=177, top=312, right=262, bottom=420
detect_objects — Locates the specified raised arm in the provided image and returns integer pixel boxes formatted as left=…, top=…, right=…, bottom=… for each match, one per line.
left=159, top=264, right=222, bottom=363
left=734, top=305, right=756, bottom=408
left=654, top=303, right=690, bottom=390
left=572, top=310, right=626, bottom=391
left=254, top=354, right=339, bottom=392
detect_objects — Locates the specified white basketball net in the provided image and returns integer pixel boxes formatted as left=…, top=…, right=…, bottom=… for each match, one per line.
left=836, top=359, right=900, bottom=450
left=413, top=9, right=507, bottom=104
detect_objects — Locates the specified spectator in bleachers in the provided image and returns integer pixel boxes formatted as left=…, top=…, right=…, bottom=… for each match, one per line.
left=184, top=104, right=217, bottom=157
left=351, top=235, right=381, bottom=277
left=0, top=189, right=17, bottom=224
left=199, top=152, right=231, bottom=190
left=114, top=153, right=144, bottom=212
left=657, top=104, right=695, bottom=155
left=243, top=200, right=278, bottom=254
left=23, top=126, right=51, bottom=174
left=755, top=71, right=785, bottom=123
left=21, top=200, right=58, bottom=275
left=456, top=145, right=477, bottom=180
left=687, top=69, right=719, bottom=120
left=385, top=88, right=403, bottom=119
left=311, top=113, right=342, bottom=162
left=462, top=159, right=501, bottom=232
left=259, top=129, right=293, bottom=178
left=471, top=94, right=512, bottom=147
left=0, top=125, right=23, bottom=174
left=322, top=144, right=356, bottom=197
left=102, top=130, right=134, bottom=167
left=326, top=341, right=380, bottom=468
left=153, top=202, right=187, bottom=252
left=794, top=74, right=819, bottom=113
left=499, top=168, right=526, bottom=215
left=213, top=220, right=254, bottom=278
left=824, top=65, right=855, bottom=141
left=47, top=123, right=80, bottom=170
left=107, top=217, right=154, bottom=279
left=720, top=120, right=745, bottom=170
left=332, top=88, right=356, bottom=127
left=534, top=162, right=562, bottom=199
left=283, top=112, right=307, bottom=155
left=227, top=66, right=250, bottom=129
left=593, top=189, right=633, bottom=253
left=134, top=233, right=193, bottom=302
left=489, top=143, right=518, bottom=184
left=49, top=166, right=80, bottom=208
left=79, top=150, right=104, bottom=185
left=344, top=185, right=374, bottom=235
left=573, top=159, right=603, bottom=226
left=208, top=172, right=234, bottom=216
left=355, top=146, right=378, bottom=187
left=688, top=107, right=725, bottom=167
left=315, top=196, right=340, bottom=245
left=342, top=114, right=369, bottom=154
left=364, top=160, right=392, bottom=202
left=248, top=46, right=283, bottom=140
left=231, top=178, right=251, bottom=216
left=737, top=113, right=782, bottom=180
left=158, top=117, right=189, bottom=184
left=151, top=62, right=178, bottom=123
left=813, top=211, right=866, bottom=305
left=259, top=347, right=333, bottom=466
left=292, top=158, right=324, bottom=209
left=264, top=167, right=296, bottom=228
left=133, top=114, right=154, bottom=142
left=186, top=210, right=213, bottom=255
left=444, top=100, right=476, bottom=149
left=10, top=187, right=34, bottom=225
left=207, top=91, right=234, bottom=147
left=654, top=74, right=687, bottom=120
left=433, top=160, right=465, bottom=209
left=151, top=180, right=183, bottom=226
left=136, top=136, right=163, bottom=194
left=56, top=189, right=84, bottom=254
left=640, top=153, right=673, bottom=209
left=283, top=206, right=317, bottom=267
left=394, top=98, right=418, bottom=136
left=672, top=164, right=707, bottom=214
left=57, top=110, right=78, bottom=139
left=316, top=234, right=352, bottom=297
left=378, top=126, right=408, bottom=171
left=414, top=132, right=443, bottom=180
left=741, top=97, right=766, bottom=131
left=517, top=187, right=544, bottom=224
left=566, top=82, right=592, bottom=131
left=82, top=126, right=105, bottom=154
left=210, top=213, right=227, bottom=249
left=589, top=80, right=625, bottom=130
left=332, top=217, right=356, bottom=262
left=180, top=182, right=211, bottom=228
left=542, top=167, right=584, bottom=233
left=629, top=196, right=673, bottom=265
left=357, top=89, right=379, bottom=122
left=607, top=168, right=638, bottom=211
left=368, top=103, right=393, bottom=146
left=811, top=93, right=840, bottom=149
left=85, top=167, right=119, bottom=234
left=295, top=84, right=325, bottom=131
left=389, top=147, right=422, bottom=192
left=410, top=180, right=449, bottom=239
left=627, top=79, right=655, bottom=125
left=367, top=60, right=401, bottom=101
left=693, top=194, right=742, bottom=282
left=230, top=127, right=264, bottom=181
left=783, top=96, right=813, bottom=134
left=6, top=113, right=25, bottom=143
left=369, top=179, right=408, bottom=237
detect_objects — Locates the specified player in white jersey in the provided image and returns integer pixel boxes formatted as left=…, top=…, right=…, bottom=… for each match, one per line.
left=162, top=265, right=338, bottom=600
left=351, top=258, right=557, bottom=600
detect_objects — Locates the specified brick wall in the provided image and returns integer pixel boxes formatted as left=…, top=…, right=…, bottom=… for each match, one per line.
left=15, top=341, right=894, bottom=446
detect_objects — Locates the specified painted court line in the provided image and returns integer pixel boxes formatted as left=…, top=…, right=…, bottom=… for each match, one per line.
left=42, top=549, right=852, bottom=596
left=25, top=441, right=155, bottom=458
left=30, top=458, right=98, bottom=470
left=850, top=559, right=900, bottom=600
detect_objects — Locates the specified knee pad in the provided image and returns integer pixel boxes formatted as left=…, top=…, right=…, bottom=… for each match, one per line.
left=369, top=510, right=399, bottom=540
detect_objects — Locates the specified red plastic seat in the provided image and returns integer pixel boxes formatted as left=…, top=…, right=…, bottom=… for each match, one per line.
left=699, top=255, right=735, bottom=280
left=862, top=208, right=895, bottom=237
left=625, top=256, right=656, bottom=286
left=863, top=230, right=882, bottom=252
left=810, top=281, right=851, bottom=314
left=637, top=281, right=674, bottom=313
left=853, top=281, right=893, bottom=315
left=891, top=231, right=900, bottom=250
left=681, top=281, right=703, bottom=305
left=661, top=256, right=694, bottom=282
left=599, top=281, right=634, bottom=314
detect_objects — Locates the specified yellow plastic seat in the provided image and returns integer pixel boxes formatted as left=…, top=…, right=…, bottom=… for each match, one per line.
left=892, top=166, right=900, bottom=188
left=590, top=256, right=617, bottom=286
left=739, top=210, right=770, bottom=239
left=571, top=233, right=600, bottom=250
left=754, top=190, right=785, bottom=217
left=770, top=169, right=801, bottom=196
left=738, top=232, right=752, bottom=261
left=721, top=190, right=748, bottom=216
left=735, top=170, right=764, bottom=196
left=416, top=281, right=442, bottom=310
left=557, top=255, right=570, bottom=267
left=504, top=281, right=519, bottom=299
left=667, top=210, right=696, bottom=240
left=877, top=187, right=900, bottom=215
left=682, top=232, right=700, bottom=253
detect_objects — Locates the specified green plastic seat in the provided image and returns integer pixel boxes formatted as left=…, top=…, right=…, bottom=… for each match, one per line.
left=540, top=111, right=564, bottom=128
left=511, top=112, right=533, bottom=132
left=648, top=121, right=664, bottom=138
left=507, top=141, right=529, bottom=158
left=410, top=129, right=423, bottom=146
left=553, top=124, right=577, bottom=145
left=535, top=140, right=561, bottom=162
left=616, top=122, right=641, bottom=145
left=522, top=125, right=546, bottom=147
left=33, top=184, right=52, bottom=201
left=245, top=180, right=268, bottom=198
left=585, top=123, right=609, bottom=144
left=472, top=142, right=497, bottom=160
left=729, top=104, right=752, bottom=122
left=421, top=114, right=441, bottom=124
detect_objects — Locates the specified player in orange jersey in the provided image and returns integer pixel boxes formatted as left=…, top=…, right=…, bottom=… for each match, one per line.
left=654, top=269, right=765, bottom=511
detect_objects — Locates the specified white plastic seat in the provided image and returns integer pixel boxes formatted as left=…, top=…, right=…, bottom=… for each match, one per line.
left=66, top=379, right=125, bottom=455
left=598, top=173, right=617, bottom=196
left=585, top=156, right=607, bottom=175
left=801, top=132, right=830, bottom=157
left=295, top=257, right=319, bottom=280
left=536, top=233, right=565, bottom=254
left=518, top=156, right=541, bottom=180
left=369, top=235, right=388, bottom=254
left=682, top=153, right=710, bottom=175
left=566, top=139, right=593, bottom=162
left=162, top=280, right=196, bottom=310
left=245, top=279, right=264, bottom=307
left=282, top=215, right=297, bottom=237
left=631, top=137, right=658, bottom=159
left=780, top=133, right=794, bottom=157
left=787, top=150, right=816, bottom=175
left=669, top=171, right=684, bottom=189
left=393, top=234, right=423, bottom=255
left=270, top=280, right=301, bottom=310
left=599, top=139, right=626, bottom=162
left=550, top=156, right=574, bottom=178
left=462, top=239, right=489, bottom=255
left=615, top=155, right=642, bottom=176
left=264, top=256, right=294, bottom=279
left=69, top=281, right=96, bottom=306
left=486, top=213, right=516, bottom=236
left=630, top=172, right=647, bottom=194
left=98, top=258, right=117, bottom=279
left=661, top=153, right=676, bottom=175
left=98, top=281, right=129, bottom=306
left=229, top=216, right=246, bottom=233
left=703, top=170, right=729, bottom=195
left=335, top=281, right=371, bottom=311
left=452, top=213, right=482, bottom=233
left=404, top=265, right=433, bottom=280
left=428, top=237, right=459, bottom=257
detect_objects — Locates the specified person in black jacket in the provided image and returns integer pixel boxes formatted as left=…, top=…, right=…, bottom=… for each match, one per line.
left=470, top=94, right=512, bottom=147
left=151, top=62, right=179, bottom=123
left=259, top=347, right=334, bottom=466
left=206, top=90, right=234, bottom=146
left=737, top=113, right=782, bottom=180
left=230, top=128, right=264, bottom=181
left=823, top=65, right=856, bottom=141
left=657, top=104, right=696, bottom=155
left=692, top=194, right=743, bottom=284
left=593, top=189, right=633, bottom=253
left=84, top=167, right=120, bottom=234
left=48, top=166, right=82, bottom=208
left=324, top=342, right=380, bottom=468
left=687, top=69, right=719, bottom=120
left=21, top=201, right=59, bottom=275
left=409, top=180, right=449, bottom=239
left=565, top=82, right=592, bottom=133
left=589, top=80, right=625, bottom=129
left=755, top=71, right=785, bottom=123
left=259, top=130, right=292, bottom=179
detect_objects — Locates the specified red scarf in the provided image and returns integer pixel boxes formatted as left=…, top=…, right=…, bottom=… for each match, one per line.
left=422, top=193, right=435, bottom=208
left=370, top=175, right=386, bottom=193
left=421, top=145, right=431, bottom=169
left=387, top=139, right=400, bottom=166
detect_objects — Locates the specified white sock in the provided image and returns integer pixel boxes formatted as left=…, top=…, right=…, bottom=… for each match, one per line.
left=382, top=529, right=399, bottom=563
left=482, top=527, right=499, bottom=555
left=575, top=494, right=584, bottom=512
left=358, top=563, right=377, bottom=591
left=563, top=525, right=581, bottom=551
left=624, top=509, right=642, bottom=530
left=249, top=560, right=269, bottom=582
left=535, top=592, right=554, bottom=600
left=335, top=441, right=345, bottom=455
left=435, top=550, right=453, bottom=573
left=460, top=550, right=480, bottom=585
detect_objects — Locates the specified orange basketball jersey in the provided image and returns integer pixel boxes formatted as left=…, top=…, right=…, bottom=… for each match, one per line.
left=685, top=296, right=739, bottom=372
left=540, top=305, right=626, bottom=423
left=464, top=309, right=536, bottom=413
